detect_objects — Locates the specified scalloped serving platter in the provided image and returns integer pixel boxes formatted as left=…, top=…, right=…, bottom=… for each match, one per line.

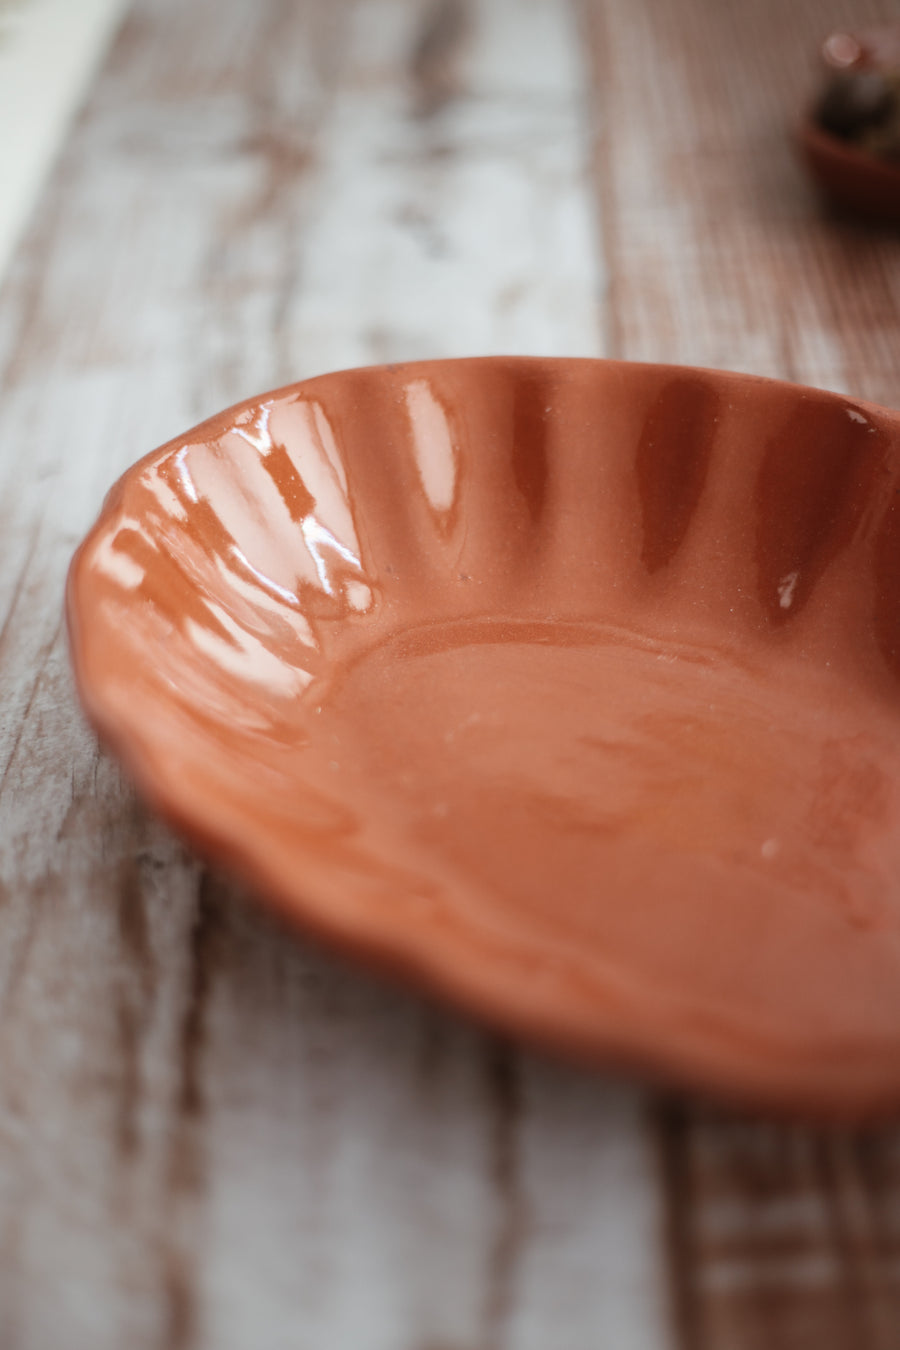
left=67, top=358, right=900, bottom=1118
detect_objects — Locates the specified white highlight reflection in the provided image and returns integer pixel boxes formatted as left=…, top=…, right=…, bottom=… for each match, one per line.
left=234, top=403, right=272, bottom=452
left=228, top=544, right=303, bottom=608
left=405, top=379, right=458, bottom=515
left=301, top=516, right=362, bottom=595
left=173, top=446, right=199, bottom=503
left=777, top=571, right=799, bottom=610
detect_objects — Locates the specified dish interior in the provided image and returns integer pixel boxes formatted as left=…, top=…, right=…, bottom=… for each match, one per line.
left=68, top=358, right=900, bottom=1114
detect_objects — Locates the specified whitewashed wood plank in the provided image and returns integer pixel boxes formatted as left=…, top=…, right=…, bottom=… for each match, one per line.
left=0, top=1, right=674, bottom=1348
left=510, top=1064, right=671, bottom=1350
left=0, top=0, right=129, bottom=288
left=259, top=0, right=602, bottom=384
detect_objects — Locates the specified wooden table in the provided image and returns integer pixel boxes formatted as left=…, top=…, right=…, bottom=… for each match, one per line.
left=3, top=1, right=900, bottom=1346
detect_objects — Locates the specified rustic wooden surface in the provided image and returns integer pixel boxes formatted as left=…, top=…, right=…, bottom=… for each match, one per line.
left=2, top=0, right=900, bottom=1347
left=0, top=0, right=128, bottom=282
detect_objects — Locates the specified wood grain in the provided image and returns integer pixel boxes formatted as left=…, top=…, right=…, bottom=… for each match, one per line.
left=582, top=0, right=900, bottom=404
left=0, top=2, right=669, bottom=1348
left=5, top=0, right=900, bottom=1345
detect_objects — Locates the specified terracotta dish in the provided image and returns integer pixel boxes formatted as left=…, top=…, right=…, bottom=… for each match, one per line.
left=799, top=117, right=900, bottom=222
left=799, top=24, right=900, bottom=221
left=67, top=358, right=900, bottom=1119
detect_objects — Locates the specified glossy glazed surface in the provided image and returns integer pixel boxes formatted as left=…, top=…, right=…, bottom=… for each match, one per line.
left=67, top=358, right=900, bottom=1118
